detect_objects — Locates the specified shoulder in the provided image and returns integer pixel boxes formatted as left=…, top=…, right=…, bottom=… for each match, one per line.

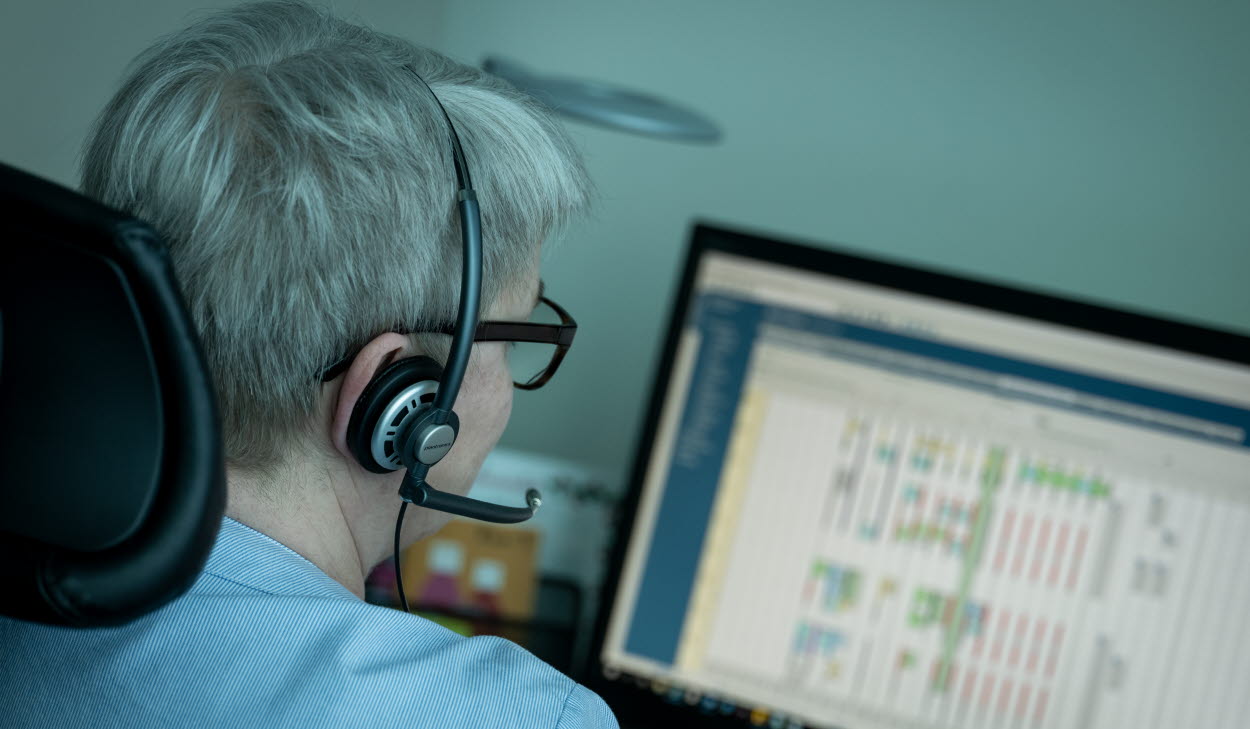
left=1, top=591, right=617, bottom=729
left=555, top=681, right=620, bottom=729
left=196, top=596, right=619, bottom=728
left=177, top=590, right=584, bottom=727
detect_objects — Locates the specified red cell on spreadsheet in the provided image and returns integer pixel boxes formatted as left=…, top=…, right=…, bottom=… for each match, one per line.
left=989, top=610, right=1010, bottom=664
left=1045, top=626, right=1066, bottom=677
left=1049, top=524, right=1070, bottom=587
left=1067, top=528, right=1089, bottom=591
left=1030, top=518, right=1052, bottom=582
left=997, top=680, right=1014, bottom=715
left=1035, top=689, right=1050, bottom=723
left=961, top=669, right=978, bottom=704
left=1012, top=515, right=1034, bottom=578
left=1008, top=614, right=1028, bottom=668
left=979, top=675, right=996, bottom=709
left=1016, top=684, right=1033, bottom=720
left=1027, top=619, right=1047, bottom=673
left=993, top=510, right=1016, bottom=573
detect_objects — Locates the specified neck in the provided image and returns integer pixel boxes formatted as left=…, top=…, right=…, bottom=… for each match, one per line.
left=225, top=458, right=450, bottom=600
left=225, top=466, right=374, bottom=599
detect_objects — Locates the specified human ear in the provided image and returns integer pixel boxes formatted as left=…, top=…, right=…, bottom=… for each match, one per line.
left=329, top=332, right=413, bottom=461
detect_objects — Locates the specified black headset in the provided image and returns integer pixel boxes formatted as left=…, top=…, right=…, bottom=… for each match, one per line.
left=340, top=71, right=541, bottom=609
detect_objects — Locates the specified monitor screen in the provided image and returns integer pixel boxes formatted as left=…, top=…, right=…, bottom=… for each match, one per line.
left=592, top=224, right=1250, bottom=729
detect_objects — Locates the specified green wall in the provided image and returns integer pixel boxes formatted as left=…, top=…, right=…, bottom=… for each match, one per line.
left=4, top=1, right=1246, bottom=486
left=433, top=0, right=1250, bottom=482
left=0, top=2, right=445, bottom=187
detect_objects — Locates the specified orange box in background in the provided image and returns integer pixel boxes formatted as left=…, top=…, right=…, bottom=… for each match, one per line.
left=399, top=520, right=541, bottom=621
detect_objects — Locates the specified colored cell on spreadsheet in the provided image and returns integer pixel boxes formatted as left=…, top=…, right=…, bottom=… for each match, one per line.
left=979, top=675, right=996, bottom=709
left=1008, top=615, right=1028, bottom=668
left=1068, top=529, right=1089, bottom=591
left=971, top=608, right=990, bottom=658
left=997, top=680, right=1014, bottom=716
left=896, top=649, right=917, bottom=671
left=792, top=622, right=809, bottom=654
left=1030, top=519, right=1052, bottom=583
left=1012, top=516, right=1035, bottom=578
left=940, top=596, right=958, bottom=629
left=804, top=562, right=861, bottom=613
left=1035, top=689, right=1050, bottom=723
left=930, top=660, right=955, bottom=695
left=994, top=510, right=1016, bottom=573
left=1049, top=524, right=1070, bottom=587
left=963, top=603, right=986, bottom=637
left=792, top=621, right=846, bottom=659
left=989, top=610, right=1010, bottom=664
left=1045, top=626, right=1066, bottom=677
left=1027, top=619, right=1046, bottom=673
left=960, top=669, right=978, bottom=704
left=908, top=588, right=942, bottom=627
left=1015, top=684, right=1033, bottom=720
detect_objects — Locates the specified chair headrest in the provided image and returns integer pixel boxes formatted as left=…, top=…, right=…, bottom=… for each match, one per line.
left=0, top=162, right=225, bottom=627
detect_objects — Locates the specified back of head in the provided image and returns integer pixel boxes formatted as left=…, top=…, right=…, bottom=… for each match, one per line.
left=81, top=0, right=591, bottom=475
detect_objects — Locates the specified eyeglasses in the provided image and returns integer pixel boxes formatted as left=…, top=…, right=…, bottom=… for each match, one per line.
left=319, top=296, right=577, bottom=390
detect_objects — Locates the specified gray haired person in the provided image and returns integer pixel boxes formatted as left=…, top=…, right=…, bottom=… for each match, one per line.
left=0, top=2, right=616, bottom=727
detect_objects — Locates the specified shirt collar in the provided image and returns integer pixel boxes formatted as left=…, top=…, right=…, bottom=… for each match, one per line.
left=198, top=516, right=360, bottom=602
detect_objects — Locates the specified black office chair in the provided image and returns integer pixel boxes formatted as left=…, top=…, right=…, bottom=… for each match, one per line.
left=0, top=162, right=225, bottom=627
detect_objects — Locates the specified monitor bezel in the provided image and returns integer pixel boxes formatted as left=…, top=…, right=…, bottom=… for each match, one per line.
left=583, top=221, right=1250, bottom=728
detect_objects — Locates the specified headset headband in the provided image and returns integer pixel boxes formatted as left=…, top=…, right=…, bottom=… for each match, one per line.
left=405, top=71, right=477, bottom=423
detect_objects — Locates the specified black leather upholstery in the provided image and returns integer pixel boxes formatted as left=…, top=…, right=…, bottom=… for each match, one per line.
left=0, top=162, right=225, bottom=626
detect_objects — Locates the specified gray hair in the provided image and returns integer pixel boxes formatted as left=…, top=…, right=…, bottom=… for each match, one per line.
left=81, top=1, right=592, bottom=472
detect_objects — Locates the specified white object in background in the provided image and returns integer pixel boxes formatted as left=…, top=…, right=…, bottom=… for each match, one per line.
left=483, top=57, right=723, bottom=143
left=471, top=559, right=506, bottom=594
left=468, top=446, right=620, bottom=597
left=427, top=540, right=464, bottom=575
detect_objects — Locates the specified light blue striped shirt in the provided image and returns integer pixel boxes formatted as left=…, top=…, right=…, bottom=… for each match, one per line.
left=0, top=517, right=618, bottom=729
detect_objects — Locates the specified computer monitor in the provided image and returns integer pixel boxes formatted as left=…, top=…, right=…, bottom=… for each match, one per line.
left=589, top=223, right=1250, bottom=729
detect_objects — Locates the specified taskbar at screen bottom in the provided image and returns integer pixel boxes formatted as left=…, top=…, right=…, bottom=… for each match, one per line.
left=599, top=663, right=809, bottom=729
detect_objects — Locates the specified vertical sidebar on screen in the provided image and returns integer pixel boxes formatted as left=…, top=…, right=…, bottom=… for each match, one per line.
left=624, top=295, right=762, bottom=664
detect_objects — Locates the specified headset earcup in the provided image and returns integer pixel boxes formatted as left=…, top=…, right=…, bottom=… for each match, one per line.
left=346, top=356, right=445, bottom=473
